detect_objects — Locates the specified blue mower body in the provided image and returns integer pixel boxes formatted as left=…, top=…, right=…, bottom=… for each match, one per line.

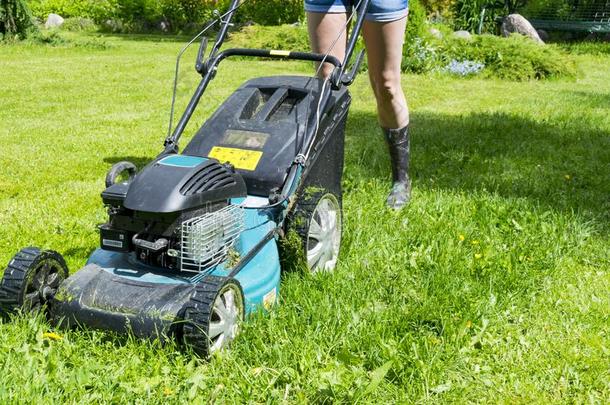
left=53, top=196, right=280, bottom=339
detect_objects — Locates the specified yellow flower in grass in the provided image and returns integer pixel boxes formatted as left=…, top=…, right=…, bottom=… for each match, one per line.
left=42, top=332, right=62, bottom=341
left=471, top=240, right=479, bottom=245
left=474, top=253, right=482, bottom=259
left=564, top=174, right=571, bottom=180
left=458, top=234, right=465, bottom=241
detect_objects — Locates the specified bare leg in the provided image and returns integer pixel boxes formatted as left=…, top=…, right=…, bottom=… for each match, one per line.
left=363, top=17, right=411, bottom=208
left=362, top=17, right=409, bottom=129
left=306, top=11, right=348, bottom=78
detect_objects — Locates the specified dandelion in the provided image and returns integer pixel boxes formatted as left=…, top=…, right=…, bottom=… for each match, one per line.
left=163, top=387, right=173, bottom=396
left=564, top=174, right=571, bottom=180
left=42, top=332, right=62, bottom=341
left=474, top=253, right=482, bottom=259
left=471, top=240, right=479, bottom=245
left=465, top=320, right=473, bottom=328
left=459, top=234, right=465, bottom=241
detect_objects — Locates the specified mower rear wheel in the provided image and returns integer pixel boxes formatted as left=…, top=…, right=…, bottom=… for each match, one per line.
left=0, top=248, right=68, bottom=317
left=287, top=188, right=343, bottom=273
left=182, top=275, right=244, bottom=357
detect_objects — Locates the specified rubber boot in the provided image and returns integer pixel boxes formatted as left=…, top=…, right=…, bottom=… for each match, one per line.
left=383, top=126, right=411, bottom=209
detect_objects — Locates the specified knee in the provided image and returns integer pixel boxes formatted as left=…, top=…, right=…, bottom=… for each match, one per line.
left=372, top=71, right=402, bottom=105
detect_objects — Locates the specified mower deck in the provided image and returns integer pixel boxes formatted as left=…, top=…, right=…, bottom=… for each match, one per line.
left=52, top=198, right=281, bottom=339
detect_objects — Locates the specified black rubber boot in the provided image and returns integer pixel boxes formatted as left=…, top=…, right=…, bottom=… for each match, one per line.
left=383, top=126, right=411, bottom=209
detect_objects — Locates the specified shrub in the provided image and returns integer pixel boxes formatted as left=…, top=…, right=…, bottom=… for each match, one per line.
left=406, top=0, right=427, bottom=45
left=62, top=17, right=98, bottom=31
left=443, top=34, right=576, bottom=79
left=1, top=0, right=37, bottom=39
left=236, top=0, right=303, bottom=25
left=420, top=0, right=455, bottom=19
left=227, top=24, right=309, bottom=51
left=452, top=0, right=499, bottom=33
left=27, top=0, right=303, bottom=32
left=28, top=0, right=119, bottom=22
left=403, top=33, right=577, bottom=80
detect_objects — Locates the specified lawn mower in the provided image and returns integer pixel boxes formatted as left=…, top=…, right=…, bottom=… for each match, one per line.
left=0, top=0, right=370, bottom=356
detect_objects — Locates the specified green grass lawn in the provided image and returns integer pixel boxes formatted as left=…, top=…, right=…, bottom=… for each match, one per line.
left=0, top=34, right=608, bottom=403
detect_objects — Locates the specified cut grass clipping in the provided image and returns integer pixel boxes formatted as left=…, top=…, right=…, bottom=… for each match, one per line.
left=0, top=34, right=608, bottom=402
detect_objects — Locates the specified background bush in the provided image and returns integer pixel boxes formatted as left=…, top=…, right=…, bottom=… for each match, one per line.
left=28, top=0, right=118, bottom=22
left=228, top=23, right=309, bottom=51
left=1, top=0, right=37, bottom=39
left=452, top=0, right=502, bottom=33
left=26, top=0, right=303, bottom=31
left=236, top=0, right=303, bottom=25
left=403, top=33, right=577, bottom=79
left=406, top=0, right=428, bottom=44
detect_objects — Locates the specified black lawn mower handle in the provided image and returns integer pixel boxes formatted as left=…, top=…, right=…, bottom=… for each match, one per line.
left=164, top=0, right=371, bottom=154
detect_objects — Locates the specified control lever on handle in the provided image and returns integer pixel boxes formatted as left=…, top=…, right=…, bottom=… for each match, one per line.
left=341, top=49, right=365, bottom=86
left=195, top=36, right=209, bottom=74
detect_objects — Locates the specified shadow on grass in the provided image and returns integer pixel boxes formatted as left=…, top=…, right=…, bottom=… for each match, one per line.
left=103, top=156, right=154, bottom=170
left=64, top=246, right=97, bottom=261
left=345, top=110, right=610, bottom=231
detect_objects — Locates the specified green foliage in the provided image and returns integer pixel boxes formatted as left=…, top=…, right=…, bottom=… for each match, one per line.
left=237, top=0, right=303, bottom=25
left=521, top=0, right=609, bottom=20
left=452, top=0, right=498, bottom=33
left=406, top=0, right=428, bottom=45
left=18, top=29, right=111, bottom=48
left=61, top=17, right=98, bottom=31
left=559, top=40, right=610, bottom=55
left=27, top=0, right=305, bottom=31
left=227, top=23, right=309, bottom=51
left=420, top=0, right=456, bottom=19
left=28, top=0, right=119, bottom=22
left=441, top=34, right=577, bottom=79
left=403, top=33, right=577, bottom=80
left=0, top=0, right=37, bottom=39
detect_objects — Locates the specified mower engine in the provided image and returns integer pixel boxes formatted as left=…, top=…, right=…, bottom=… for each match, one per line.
left=99, top=155, right=247, bottom=273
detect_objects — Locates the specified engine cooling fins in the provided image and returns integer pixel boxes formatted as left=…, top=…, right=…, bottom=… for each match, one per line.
left=180, top=161, right=236, bottom=196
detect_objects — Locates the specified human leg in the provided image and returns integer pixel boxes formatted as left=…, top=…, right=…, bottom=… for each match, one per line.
left=362, top=17, right=411, bottom=209
left=306, top=11, right=348, bottom=78
left=362, top=17, right=408, bottom=129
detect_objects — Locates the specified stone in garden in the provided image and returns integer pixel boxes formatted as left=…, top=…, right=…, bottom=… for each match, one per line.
left=536, top=29, right=549, bottom=42
left=501, top=14, right=544, bottom=44
left=158, top=19, right=170, bottom=32
left=452, top=30, right=472, bottom=40
left=45, top=14, right=64, bottom=29
left=104, top=19, right=123, bottom=32
left=429, top=27, right=443, bottom=39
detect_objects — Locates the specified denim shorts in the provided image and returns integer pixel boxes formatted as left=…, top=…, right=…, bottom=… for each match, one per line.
left=304, top=0, right=408, bottom=22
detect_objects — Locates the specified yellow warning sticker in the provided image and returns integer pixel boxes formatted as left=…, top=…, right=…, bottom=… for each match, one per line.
left=270, top=50, right=290, bottom=57
left=208, top=146, right=263, bottom=171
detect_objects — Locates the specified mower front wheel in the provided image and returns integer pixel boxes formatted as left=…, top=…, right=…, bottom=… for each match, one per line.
left=0, top=247, right=69, bottom=317
left=182, top=276, right=245, bottom=357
